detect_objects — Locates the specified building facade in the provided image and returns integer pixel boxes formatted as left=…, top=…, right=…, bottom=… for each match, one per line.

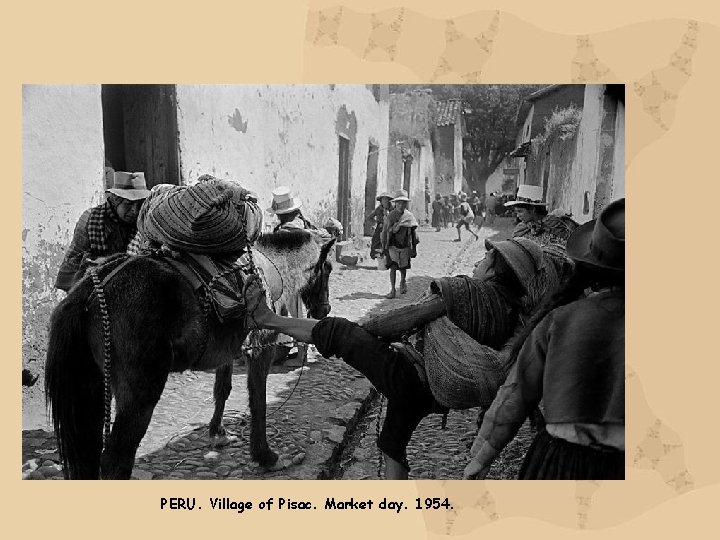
left=487, top=84, right=624, bottom=222
left=386, top=90, right=436, bottom=224
left=22, top=84, right=390, bottom=368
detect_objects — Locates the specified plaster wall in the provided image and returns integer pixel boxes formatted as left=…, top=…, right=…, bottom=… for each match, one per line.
left=22, top=85, right=106, bottom=365
left=612, top=101, right=626, bottom=201
left=566, top=84, right=604, bottom=223
left=175, top=85, right=389, bottom=238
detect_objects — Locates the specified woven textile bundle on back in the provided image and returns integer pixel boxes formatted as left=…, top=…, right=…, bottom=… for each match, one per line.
left=422, top=315, right=510, bottom=410
left=431, top=275, right=518, bottom=350
left=137, top=179, right=263, bottom=255
left=421, top=248, right=573, bottom=410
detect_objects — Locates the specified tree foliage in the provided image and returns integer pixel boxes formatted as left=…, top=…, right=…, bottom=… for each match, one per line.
left=390, top=84, right=546, bottom=193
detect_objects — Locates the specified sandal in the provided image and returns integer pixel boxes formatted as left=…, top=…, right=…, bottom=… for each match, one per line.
left=385, top=290, right=396, bottom=299
left=399, top=283, right=407, bottom=294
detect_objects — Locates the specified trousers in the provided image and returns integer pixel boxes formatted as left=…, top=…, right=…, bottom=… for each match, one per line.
left=311, top=317, right=440, bottom=469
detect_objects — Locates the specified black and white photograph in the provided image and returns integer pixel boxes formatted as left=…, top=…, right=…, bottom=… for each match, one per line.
left=22, top=83, right=625, bottom=480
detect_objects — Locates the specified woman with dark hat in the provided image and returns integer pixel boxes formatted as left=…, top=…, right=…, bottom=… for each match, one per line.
left=464, top=198, right=625, bottom=480
left=366, top=191, right=393, bottom=259
left=55, top=171, right=150, bottom=291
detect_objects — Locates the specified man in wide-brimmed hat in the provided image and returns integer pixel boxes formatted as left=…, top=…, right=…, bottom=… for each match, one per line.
left=466, top=198, right=625, bottom=480
left=266, top=186, right=328, bottom=239
left=56, top=171, right=150, bottom=291
left=381, top=189, right=419, bottom=299
left=506, top=184, right=578, bottom=249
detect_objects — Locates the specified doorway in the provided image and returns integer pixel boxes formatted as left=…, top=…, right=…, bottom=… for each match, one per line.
left=337, top=136, right=351, bottom=239
left=363, top=143, right=379, bottom=236
left=402, top=156, right=412, bottom=194
left=101, top=84, right=180, bottom=188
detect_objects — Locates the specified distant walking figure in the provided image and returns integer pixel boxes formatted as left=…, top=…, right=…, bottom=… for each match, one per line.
left=381, top=190, right=419, bottom=299
left=454, top=193, right=479, bottom=242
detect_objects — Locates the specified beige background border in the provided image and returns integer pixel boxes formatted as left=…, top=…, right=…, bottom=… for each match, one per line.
left=5, top=0, right=720, bottom=538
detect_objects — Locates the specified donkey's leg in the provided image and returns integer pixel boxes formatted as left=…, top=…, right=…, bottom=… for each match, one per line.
left=247, top=346, right=279, bottom=467
left=100, top=371, right=168, bottom=480
left=289, top=295, right=308, bottom=364
left=209, top=363, right=235, bottom=447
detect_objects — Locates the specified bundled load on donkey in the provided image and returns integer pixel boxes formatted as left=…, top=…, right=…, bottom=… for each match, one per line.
left=132, top=175, right=263, bottom=257
left=127, top=176, right=266, bottom=322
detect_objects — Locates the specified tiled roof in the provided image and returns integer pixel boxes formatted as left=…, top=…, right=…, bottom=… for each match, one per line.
left=509, top=141, right=532, bottom=157
left=526, top=85, right=561, bottom=102
left=436, top=99, right=463, bottom=126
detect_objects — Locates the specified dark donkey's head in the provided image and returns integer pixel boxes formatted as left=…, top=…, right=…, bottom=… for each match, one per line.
left=300, top=237, right=336, bottom=319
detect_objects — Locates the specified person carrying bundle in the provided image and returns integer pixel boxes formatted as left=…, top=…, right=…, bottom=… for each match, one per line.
left=242, top=237, right=572, bottom=478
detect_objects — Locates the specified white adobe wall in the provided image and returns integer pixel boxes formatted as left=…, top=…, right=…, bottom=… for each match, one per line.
left=486, top=159, right=508, bottom=196
left=175, top=85, right=389, bottom=237
left=612, top=100, right=626, bottom=201
left=566, top=84, right=604, bottom=223
left=22, top=84, right=105, bottom=363
left=453, top=121, right=464, bottom=193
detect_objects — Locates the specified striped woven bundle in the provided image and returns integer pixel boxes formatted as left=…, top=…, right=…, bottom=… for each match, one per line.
left=137, top=179, right=263, bottom=255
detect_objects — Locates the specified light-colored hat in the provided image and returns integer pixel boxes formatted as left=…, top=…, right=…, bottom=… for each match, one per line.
left=566, top=198, right=624, bottom=272
left=391, top=189, right=410, bottom=202
left=107, top=171, right=150, bottom=200
left=267, top=186, right=302, bottom=215
left=505, top=184, right=546, bottom=207
left=324, top=217, right=343, bottom=232
left=484, top=237, right=544, bottom=294
left=376, top=191, right=393, bottom=202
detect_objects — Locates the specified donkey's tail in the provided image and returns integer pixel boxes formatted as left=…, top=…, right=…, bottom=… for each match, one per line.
left=45, top=278, right=104, bottom=479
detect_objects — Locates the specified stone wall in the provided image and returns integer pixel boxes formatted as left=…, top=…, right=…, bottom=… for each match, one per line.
left=22, top=85, right=106, bottom=369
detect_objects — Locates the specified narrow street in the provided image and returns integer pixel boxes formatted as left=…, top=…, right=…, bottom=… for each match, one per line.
left=22, top=217, right=531, bottom=480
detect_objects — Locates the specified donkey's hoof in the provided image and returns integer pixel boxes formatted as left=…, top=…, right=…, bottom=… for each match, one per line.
left=253, top=449, right=279, bottom=469
left=265, top=460, right=285, bottom=472
left=210, top=434, right=237, bottom=448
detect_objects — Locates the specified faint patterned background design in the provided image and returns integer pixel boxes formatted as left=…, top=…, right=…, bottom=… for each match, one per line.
left=302, top=4, right=717, bottom=533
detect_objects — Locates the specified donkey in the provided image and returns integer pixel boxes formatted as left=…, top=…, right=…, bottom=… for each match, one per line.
left=45, top=230, right=335, bottom=479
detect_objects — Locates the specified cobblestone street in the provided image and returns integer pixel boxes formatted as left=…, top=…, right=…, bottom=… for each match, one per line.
left=22, top=217, right=530, bottom=480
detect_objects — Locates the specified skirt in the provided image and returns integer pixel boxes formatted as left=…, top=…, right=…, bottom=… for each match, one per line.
left=519, top=429, right=625, bottom=480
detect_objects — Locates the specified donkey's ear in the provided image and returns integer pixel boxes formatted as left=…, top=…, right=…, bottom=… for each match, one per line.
left=319, top=237, right=337, bottom=262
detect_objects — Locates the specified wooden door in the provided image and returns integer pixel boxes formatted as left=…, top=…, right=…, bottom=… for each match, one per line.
left=337, top=136, right=351, bottom=239
left=102, top=84, right=180, bottom=188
